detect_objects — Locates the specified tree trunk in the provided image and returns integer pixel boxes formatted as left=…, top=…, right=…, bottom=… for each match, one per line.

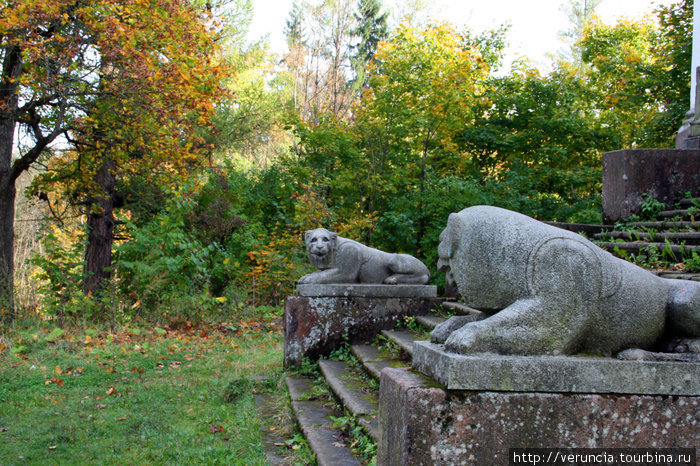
left=0, top=170, right=16, bottom=324
left=83, top=158, right=116, bottom=299
left=1, top=44, right=22, bottom=324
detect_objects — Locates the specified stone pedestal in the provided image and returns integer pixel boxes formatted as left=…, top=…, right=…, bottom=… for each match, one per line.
left=377, top=343, right=700, bottom=465
left=283, top=285, right=437, bottom=367
left=602, top=149, right=700, bottom=223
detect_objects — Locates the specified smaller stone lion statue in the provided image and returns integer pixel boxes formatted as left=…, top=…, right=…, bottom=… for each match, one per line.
left=298, top=228, right=430, bottom=285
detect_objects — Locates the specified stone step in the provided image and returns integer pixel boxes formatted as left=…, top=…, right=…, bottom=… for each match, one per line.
left=657, top=271, right=700, bottom=282
left=351, top=344, right=410, bottom=380
left=318, top=359, right=379, bottom=442
left=679, top=198, right=700, bottom=208
left=416, top=314, right=446, bottom=330
left=623, top=220, right=699, bottom=230
left=380, top=329, right=424, bottom=357
left=441, top=301, right=485, bottom=317
left=593, top=230, right=700, bottom=245
left=254, top=393, right=296, bottom=465
left=285, top=376, right=363, bottom=466
left=545, top=221, right=612, bottom=235
left=598, top=241, right=699, bottom=257
left=659, top=209, right=697, bottom=219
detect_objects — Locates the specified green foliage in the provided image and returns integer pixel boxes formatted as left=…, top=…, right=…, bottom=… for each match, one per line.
left=639, top=193, right=665, bottom=220
left=30, top=226, right=90, bottom=322
left=684, top=251, right=700, bottom=272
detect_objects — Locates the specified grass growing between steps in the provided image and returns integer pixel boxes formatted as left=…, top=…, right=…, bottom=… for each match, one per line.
left=300, top=347, right=379, bottom=464
left=0, top=320, right=312, bottom=465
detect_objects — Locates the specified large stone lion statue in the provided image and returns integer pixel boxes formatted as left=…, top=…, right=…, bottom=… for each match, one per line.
left=297, top=228, right=430, bottom=285
left=431, top=206, right=700, bottom=356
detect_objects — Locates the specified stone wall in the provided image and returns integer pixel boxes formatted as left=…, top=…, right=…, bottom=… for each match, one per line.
left=602, top=149, right=700, bottom=223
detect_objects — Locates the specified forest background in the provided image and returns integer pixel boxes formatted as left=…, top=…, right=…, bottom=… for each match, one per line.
left=0, top=0, right=692, bottom=327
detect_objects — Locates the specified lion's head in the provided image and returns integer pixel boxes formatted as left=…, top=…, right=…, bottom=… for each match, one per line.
left=305, top=228, right=338, bottom=270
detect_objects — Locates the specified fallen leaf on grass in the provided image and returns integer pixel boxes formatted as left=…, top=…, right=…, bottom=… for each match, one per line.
left=48, top=445, right=57, bottom=450
left=96, top=404, right=107, bottom=409
left=0, top=427, right=8, bottom=432
left=209, top=425, right=224, bottom=434
left=45, top=377, right=64, bottom=386
left=116, top=417, right=127, bottom=421
left=106, top=386, right=116, bottom=396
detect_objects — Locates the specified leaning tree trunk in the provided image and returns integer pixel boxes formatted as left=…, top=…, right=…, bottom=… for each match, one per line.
left=83, top=158, right=116, bottom=300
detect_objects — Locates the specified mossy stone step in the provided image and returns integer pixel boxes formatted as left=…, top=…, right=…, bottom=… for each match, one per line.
left=285, top=376, right=363, bottom=466
left=659, top=208, right=698, bottom=219
left=254, top=393, right=295, bottom=465
left=318, top=359, right=379, bottom=441
left=679, top=198, right=700, bottom=208
left=598, top=241, right=699, bottom=256
left=623, top=220, right=699, bottom=230
left=593, top=231, right=700, bottom=245
left=441, top=301, right=484, bottom=317
left=380, top=329, right=425, bottom=357
left=416, top=314, right=446, bottom=329
left=351, top=344, right=409, bottom=380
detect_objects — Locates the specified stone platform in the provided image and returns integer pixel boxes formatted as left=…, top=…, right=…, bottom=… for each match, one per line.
left=378, top=367, right=699, bottom=465
left=413, top=341, right=700, bottom=395
left=284, top=285, right=437, bottom=367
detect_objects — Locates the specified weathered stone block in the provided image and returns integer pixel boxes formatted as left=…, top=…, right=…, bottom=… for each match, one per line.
left=296, top=283, right=436, bottom=298
left=378, top=367, right=700, bottom=466
left=602, top=149, right=700, bottom=223
left=284, top=291, right=437, bottom=367
left=413, top=341, right=700, bottom=396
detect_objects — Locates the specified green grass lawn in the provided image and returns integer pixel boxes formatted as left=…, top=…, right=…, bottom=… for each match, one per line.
left=0, top=320, right=310, bottom=465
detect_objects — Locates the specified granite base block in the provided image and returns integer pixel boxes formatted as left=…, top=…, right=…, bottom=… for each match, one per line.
left=284, top=293, right=436, bottom=367
left=296, top=284, right=437, bottom=298
left=413, top=341, right=700, bottom=396
left=378, top=367, right=700, bottom=466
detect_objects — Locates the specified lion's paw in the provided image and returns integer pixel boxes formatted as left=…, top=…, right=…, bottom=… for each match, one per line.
left=444, top=325, right=483, bottom=354
left=431, top=316, right=478, bottom=344
left=383, top=276, right=398, bottom=285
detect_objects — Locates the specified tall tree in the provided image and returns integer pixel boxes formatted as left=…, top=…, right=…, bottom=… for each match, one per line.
left=283, top=0, right=356, bottom=123
left=579, top=1, right=690, bottom=148
left=354, top=23, right=493, bottom=245
left=1, top=1, right=91, bottom=320
left=5, top=1, right=225, bottom=313
left=558, top=0, right=603, bottom=74
left=350, top=0, right=388, bottom=90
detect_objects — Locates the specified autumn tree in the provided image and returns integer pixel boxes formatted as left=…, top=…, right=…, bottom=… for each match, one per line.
left=1, top=1, right=225, bottom=319
left=579, top=0, right=691, bottom=147
left=353, top=23, right=494, bottom=244
left=1, top=1, right=93, bottom=320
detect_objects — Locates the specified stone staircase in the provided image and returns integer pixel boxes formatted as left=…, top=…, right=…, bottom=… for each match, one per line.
left=549, top=197, right=700, bottom=281
left=278, top=301, right=481, bottom=465
left=593, top=197, right=700, bottom=281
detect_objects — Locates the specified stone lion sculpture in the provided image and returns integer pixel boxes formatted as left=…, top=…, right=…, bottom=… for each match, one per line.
left=297, top=228, right=430, bottom=285
left=431, top=206, right=700, bottom=356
